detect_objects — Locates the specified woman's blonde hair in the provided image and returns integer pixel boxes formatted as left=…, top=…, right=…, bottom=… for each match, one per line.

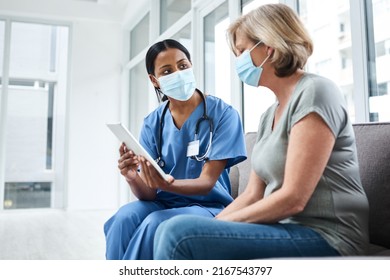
left=227, top=3, right=313, bottom=77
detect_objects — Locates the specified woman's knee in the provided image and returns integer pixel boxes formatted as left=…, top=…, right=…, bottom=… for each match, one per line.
left=154, top=215, right=202, bottom=259
left=153, top=218, right=178, bottom=259
left=158, top=215, right=200, bottom=235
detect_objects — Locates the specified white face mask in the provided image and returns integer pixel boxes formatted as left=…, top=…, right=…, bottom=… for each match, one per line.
left=157, top=68, right=196, bottom=101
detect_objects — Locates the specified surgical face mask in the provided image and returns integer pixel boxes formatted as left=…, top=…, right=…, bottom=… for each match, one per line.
left=235, top=41, right=270, bottom=87
left=157, top=68, right=196, bottom=101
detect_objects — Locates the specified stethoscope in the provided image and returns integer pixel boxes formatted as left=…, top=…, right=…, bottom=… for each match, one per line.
left=156, top=89, right=214, bottom=168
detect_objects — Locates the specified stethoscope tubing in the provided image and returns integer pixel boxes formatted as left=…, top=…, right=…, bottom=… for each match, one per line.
left=156, top=89, right=213, bottom=168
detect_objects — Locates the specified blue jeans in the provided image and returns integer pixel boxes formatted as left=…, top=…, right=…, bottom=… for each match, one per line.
left=153, top=215, right=340, bottom=259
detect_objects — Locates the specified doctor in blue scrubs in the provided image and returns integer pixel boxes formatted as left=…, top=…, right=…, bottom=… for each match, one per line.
left=104, top=39, right=247, bottom=260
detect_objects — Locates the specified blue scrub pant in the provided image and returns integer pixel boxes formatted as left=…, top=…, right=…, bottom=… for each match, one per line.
left=104, top=200, right=222, bottom=260
left=153, top=215, right=341, bottom=259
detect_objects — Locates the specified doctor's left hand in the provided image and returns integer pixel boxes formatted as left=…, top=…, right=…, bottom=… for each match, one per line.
left=139, top=156, right=174, bottom=190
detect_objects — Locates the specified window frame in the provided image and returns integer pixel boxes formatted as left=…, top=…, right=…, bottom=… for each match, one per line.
left=0, top=16, right=71, bottom=211
left=350, top=0, right=371, bottom=122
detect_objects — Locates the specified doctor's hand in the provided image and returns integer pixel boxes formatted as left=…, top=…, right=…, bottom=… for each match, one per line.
left=118, top=143, right=139, bottom=182
left=139, top=156, right=174, bottom=190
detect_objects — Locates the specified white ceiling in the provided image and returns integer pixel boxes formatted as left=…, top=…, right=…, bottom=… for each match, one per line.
left=0, top=0, right=133, bottom=22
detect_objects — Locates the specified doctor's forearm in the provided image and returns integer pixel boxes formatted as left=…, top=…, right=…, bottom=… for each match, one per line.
left=157, top=159, right=226, bottom=196
left=161, top=178, right=215, bottom=196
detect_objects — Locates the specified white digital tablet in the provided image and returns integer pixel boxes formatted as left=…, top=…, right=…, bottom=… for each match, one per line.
left=106, top=123, right=170, bottom=181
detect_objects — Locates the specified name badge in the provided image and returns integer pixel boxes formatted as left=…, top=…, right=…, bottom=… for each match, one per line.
left=187, top=140, right=199, bottom=157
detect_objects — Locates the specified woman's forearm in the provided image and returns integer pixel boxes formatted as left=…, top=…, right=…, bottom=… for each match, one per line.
left=216, top=190, right=258, bottom=218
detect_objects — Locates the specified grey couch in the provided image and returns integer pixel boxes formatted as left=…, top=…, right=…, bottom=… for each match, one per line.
left=229, top=122, right=390, bottom=256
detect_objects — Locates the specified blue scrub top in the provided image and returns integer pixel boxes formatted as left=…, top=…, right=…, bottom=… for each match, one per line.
left=139, top=95, right=247, bottom=208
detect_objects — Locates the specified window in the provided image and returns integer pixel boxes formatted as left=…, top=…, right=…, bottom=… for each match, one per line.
left=130, top=13, right=150, bottom=59
left=339, top=22, right=345, bottom=33
left=299, top=0, right=355, bottom=121
left=0, top=20, right=5, bottom=209
left=0, top=20, right=4, bottom=80
left=1, top=21, right=69, bottom=210
left=203, top=1, right=230, bottom=102
left=386, top=39, right=390, bottom=55
left=377, top=82, right=388, bottom=96
left=160, top=0, right=191, bottom=35
left=368, top=0, right=390, bottom=121
left=171, top=23, right=192, bottom=54
left=241, top=0, right=278, bottom=133
left=129, top=61, right=149, bottom=136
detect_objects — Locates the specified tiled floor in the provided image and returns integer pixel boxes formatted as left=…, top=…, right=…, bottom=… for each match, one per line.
left=0, top=209, right=114, bottom=260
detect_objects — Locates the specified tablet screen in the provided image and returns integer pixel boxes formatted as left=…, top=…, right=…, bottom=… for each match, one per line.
left=106, top=123, right=169, bottom=181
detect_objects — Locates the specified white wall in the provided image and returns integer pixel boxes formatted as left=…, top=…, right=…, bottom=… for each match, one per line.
left=0, top=0, right=127, bottom=210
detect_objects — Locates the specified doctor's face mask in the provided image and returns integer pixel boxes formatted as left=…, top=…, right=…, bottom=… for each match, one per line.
left=235, top=40, right=270, bottom=87
left=157, top=68, right=196, bottom=101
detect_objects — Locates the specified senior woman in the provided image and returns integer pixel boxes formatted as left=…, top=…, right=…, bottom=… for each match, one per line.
left=153, top=3, right=369, bottom=259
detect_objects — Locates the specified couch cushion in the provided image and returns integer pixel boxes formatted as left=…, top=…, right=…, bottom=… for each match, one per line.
left=353, top=122, right=390, bottom=249
left=229, top=165, right=239, bottom=199
left=232, top=132, right=257, bottom=197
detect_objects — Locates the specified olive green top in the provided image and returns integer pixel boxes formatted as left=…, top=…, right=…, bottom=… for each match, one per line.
left=252, top=73, right=369, bottom=255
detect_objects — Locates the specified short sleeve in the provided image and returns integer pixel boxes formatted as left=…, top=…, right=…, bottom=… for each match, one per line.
left=289, top=75, right=348, bottom=137
left=207, top=105, right=247, bottom=168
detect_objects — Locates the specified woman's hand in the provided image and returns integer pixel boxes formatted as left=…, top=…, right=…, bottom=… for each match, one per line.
left=118, top=143, right=139, bottom=182
left=139, top=156, right=174, bottom=190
